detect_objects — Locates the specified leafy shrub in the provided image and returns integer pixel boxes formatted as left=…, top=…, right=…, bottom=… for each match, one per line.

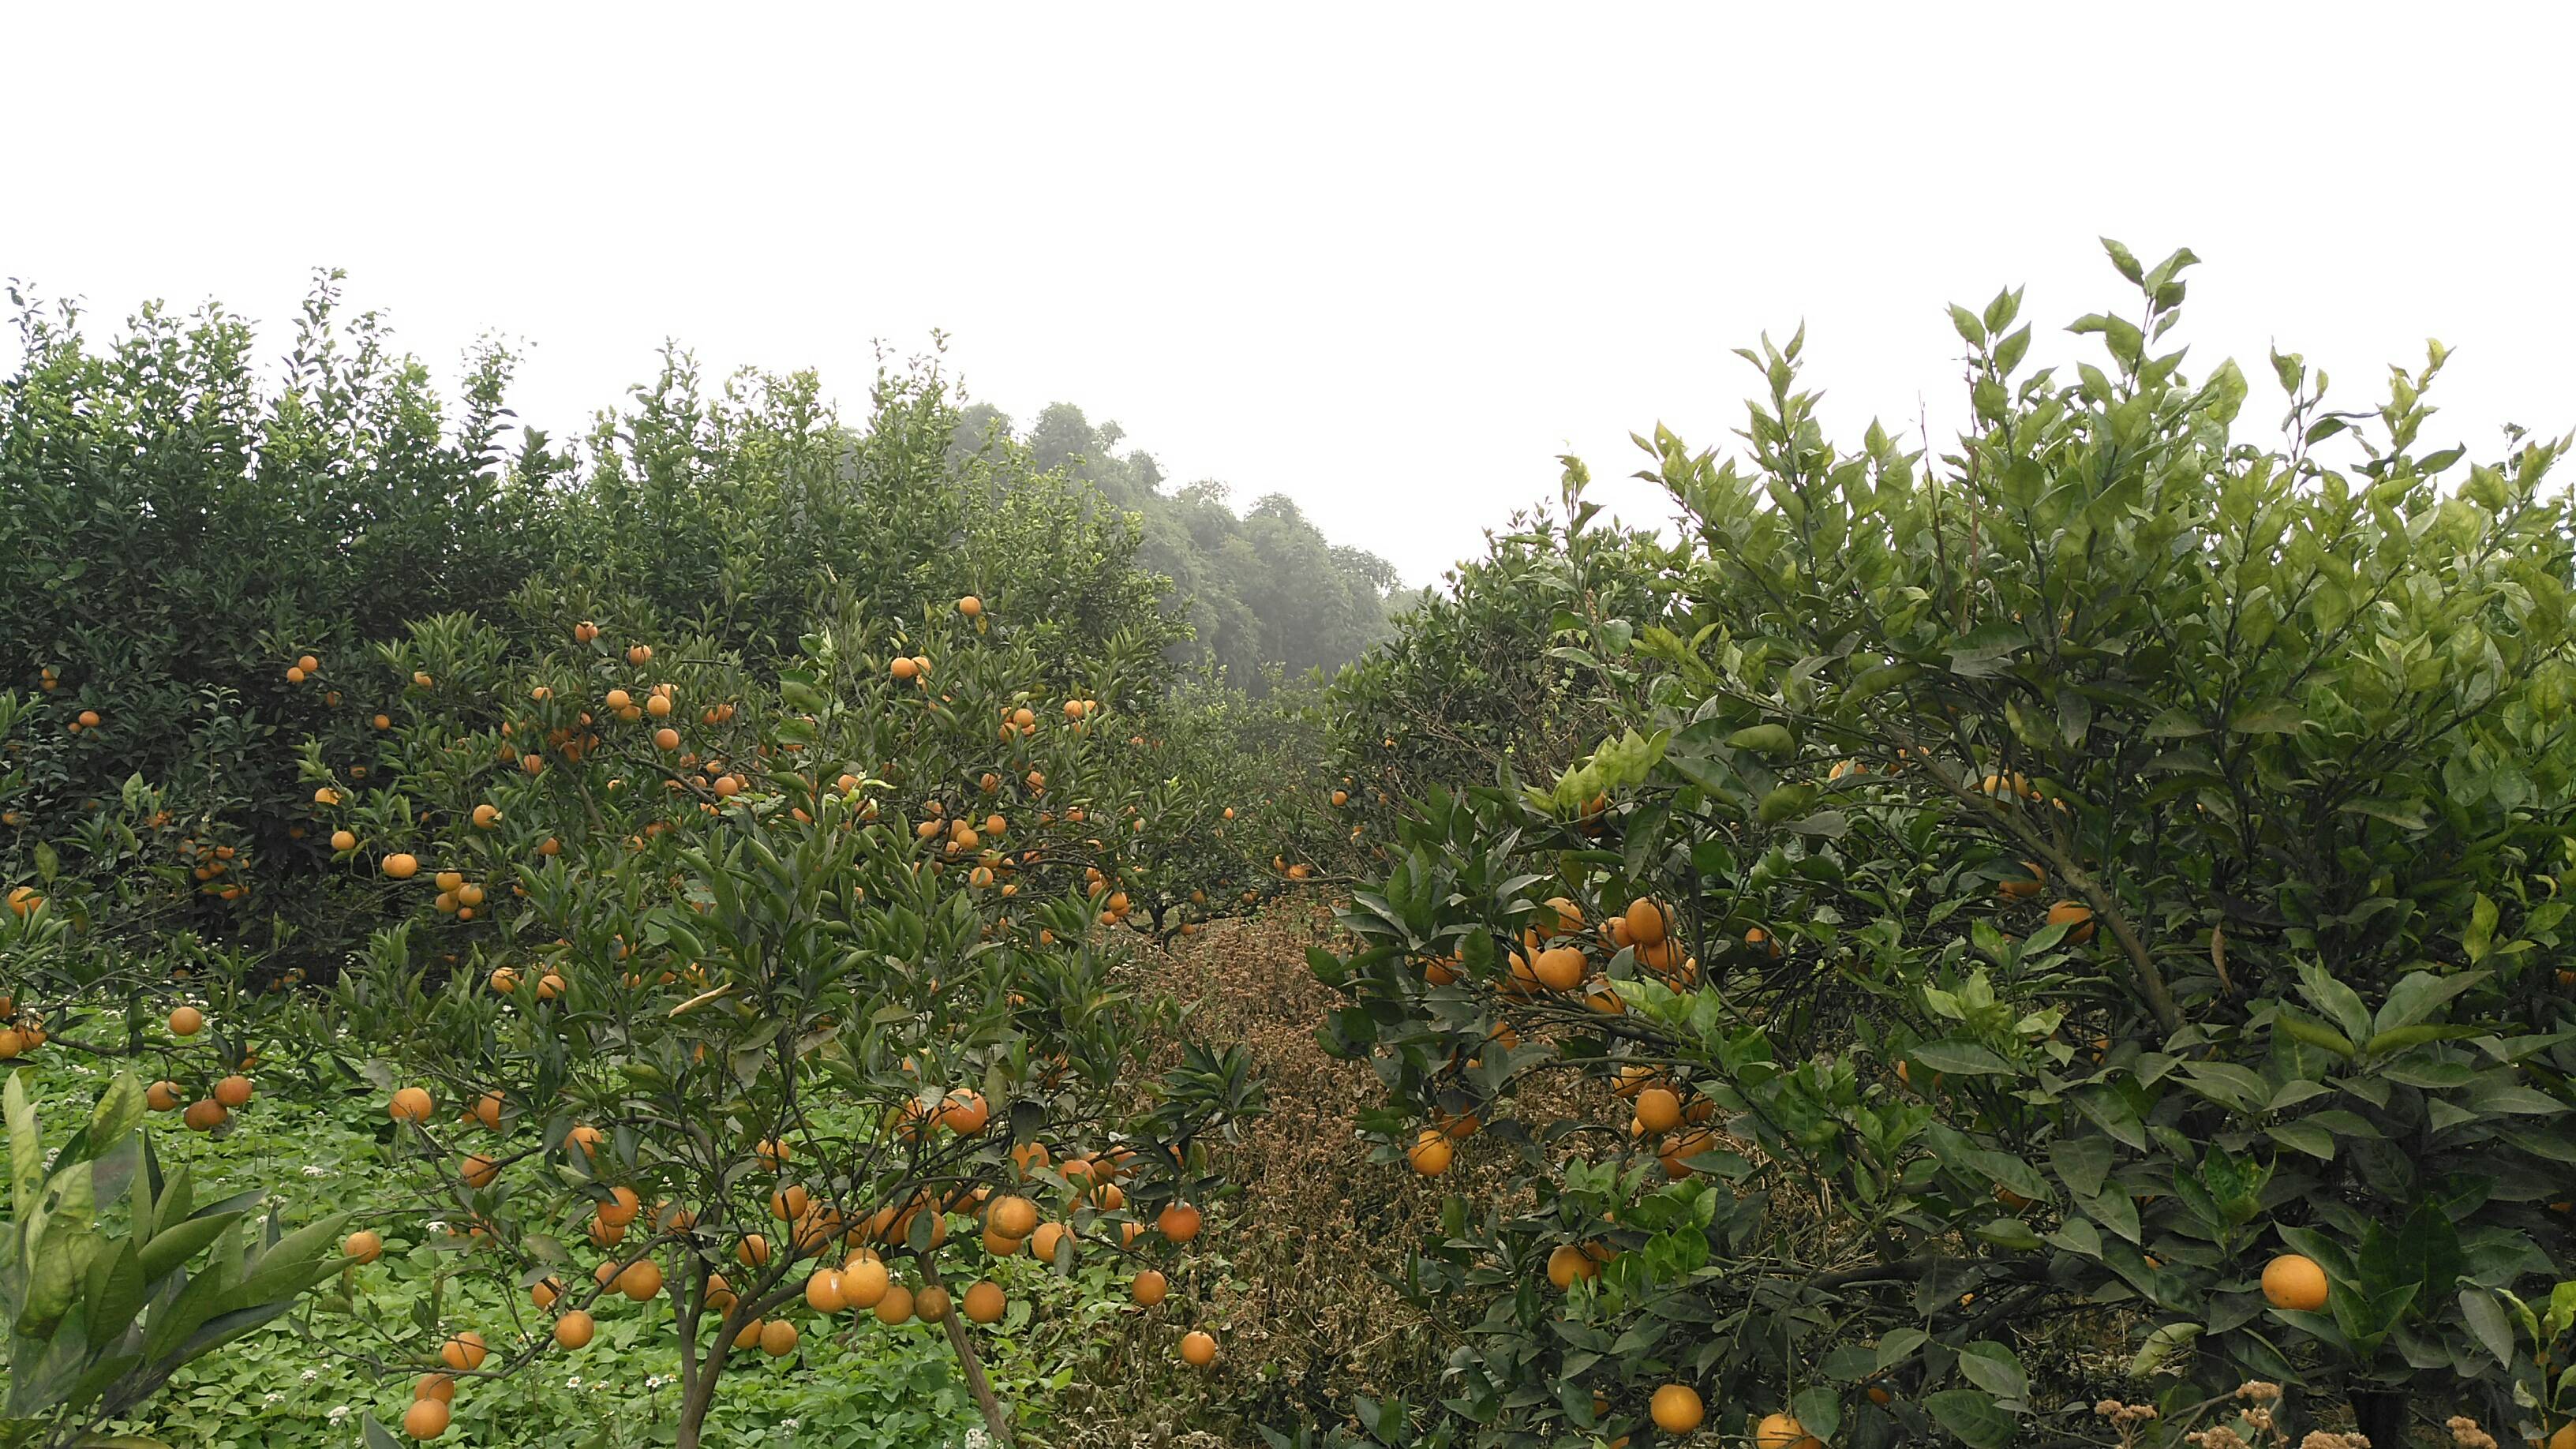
left=1, top=1069, right=347, bottom=1448
left=1317, top=245, right=2576, bottom=1447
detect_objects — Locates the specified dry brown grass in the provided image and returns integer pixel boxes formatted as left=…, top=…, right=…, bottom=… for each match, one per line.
left=1040, top=903, right=1465, bottom=1447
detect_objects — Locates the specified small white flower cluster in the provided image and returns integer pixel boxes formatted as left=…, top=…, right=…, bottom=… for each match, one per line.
left=301, top=1164, right=334, bottom=1178
left=328, top=1405, right=350, bottom=1424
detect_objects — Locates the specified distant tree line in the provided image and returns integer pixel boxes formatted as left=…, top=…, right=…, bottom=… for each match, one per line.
left=953, top=401, right=1402, bottom=692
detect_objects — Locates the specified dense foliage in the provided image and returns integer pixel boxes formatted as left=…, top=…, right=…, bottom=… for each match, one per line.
left=1317, top=245, right=2576, bottom=1447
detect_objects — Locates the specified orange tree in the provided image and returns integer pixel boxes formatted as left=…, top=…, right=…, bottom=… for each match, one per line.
left=0, top=276, right=559, bottom=931
left=1099, top=674, right=1361, bottom=937
left=297, top=596, right=1266, bottom=1445
left=1327, top=506, right=1676, bottom=841
left=1316, top=247, right=2576, bottom=1447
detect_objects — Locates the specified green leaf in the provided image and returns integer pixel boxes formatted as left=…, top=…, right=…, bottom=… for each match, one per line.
left=1923, top=1387, right=2016, bottom=1447
left=2372, top=969, right=2487, bottom=1036
left=2466, top=894, right=2499, bottom=963
left=1956, top=1341, right=2028, bottom=1403
left=2225, top=698, right=2305, bottom=734
left=2129, top=1321, right=2200, bottom=1376
left=2144, top=710, right=2209, bottom=739
left=2264, top=1121, right=2334, bottom=1160
left=2459, top=1288, right=2514, bottom=1368
left=1910, top=1039, right=2013, bottom=1076
left=8, top=1069, right=40, bottom=1217
left=1727, top=724, right=1794, bottom=758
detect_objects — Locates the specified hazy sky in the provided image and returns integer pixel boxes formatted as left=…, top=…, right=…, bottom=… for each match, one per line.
left=6, top=5, right=2570, bottom=588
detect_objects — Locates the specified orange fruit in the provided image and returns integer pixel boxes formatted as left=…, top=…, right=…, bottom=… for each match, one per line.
left=168, top=1005, right=204, bottom=1036
left=938, top=1090, right=990, bottom=1134
left=414, top=1372, right=455, bottom=1402
left=1132, top=1268, right=1169, bottom=1306
left=344, top=1230, right=384, bottom=1264
left=618, top=1257, right=664, bottom=1301
left=732, top=1319, right=766, bottom=1350
left=736, top=1235, right=771, bottom=1268
left=212, top=1074, right=253, bottom=1109
left=382, top=853, right=420, bottom=880
left=1753, top=1411, right=1818, bottom=1448
left=1406, top=1129, right=1453, bottom=1176
left=438, top=1331, right=488, bottom=1372
left=957, top=595, right=983, bottom=616
left=330, top=829, right=357, bottom=851
left=471, top=803, right=500, bottom=829
left=182, top=1100, right=227, bottom=1132
left=627, top=644, right=653, bottom=665
left=1032, top=1221, right=1074, bottom=1263
left=1623, top=898, right=1668, bottom=948
left=654, top=727, right=680, bottom=751
left=962, top=1280, right=1005, bottom=1324
left=2046, top=899, right=2095, bottom=942
left=554, top=1309, right=594, bottom=1349
left=841, top=1255, right=891, bottom=1309
left=805, top=1268, right=848, bottom=1313
left=389, top=1087, right=434, bottom=1123
left=1650, top=1386, right=1706, bottom=1434
left=988, top=1195, right=1039, bottom=1239
left=1998, top=861, right=2047, bottom=900
left=402, top=1398, right=451, bottom=1440
left=1634, top=1087, right=1681, bottom=1134
left=1546, top=1243, right=1601, bottom=1290
left=872, top=1283, right=915, bottom=1325
left=1179, top=1329, right=1217, bottom=1366
left=1530, top=945, right=1585, bottom=991
left=146, top=1080, right=182, bottom=1112
left=759, top=1319, right=799, bottom=1356
left=1156, top=1202, right=1203, bottom=1244
left=2261, top=1252, right=2329, bottom=1312
left=915, top=1285, right=952, bottom=1323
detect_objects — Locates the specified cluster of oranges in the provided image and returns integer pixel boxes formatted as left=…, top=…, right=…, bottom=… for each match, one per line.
left=358, top=1066, right=1222, bottom=1440
left=139, top=1004, right=260, bottom=1130
left=0, top=987, right=47, bottom=1059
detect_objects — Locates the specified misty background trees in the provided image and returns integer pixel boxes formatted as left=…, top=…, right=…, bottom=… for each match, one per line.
left=955, top=400, right=1405, bottom=692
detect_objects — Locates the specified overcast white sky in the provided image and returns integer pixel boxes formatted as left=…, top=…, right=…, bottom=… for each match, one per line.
left=6, top=4, right=2570, bottom=588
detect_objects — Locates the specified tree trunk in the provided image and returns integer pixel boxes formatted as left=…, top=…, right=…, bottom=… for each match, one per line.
left=922, top=1260, right=1013, bottom=1445
left=676, top=1362, right=724, bottom=1449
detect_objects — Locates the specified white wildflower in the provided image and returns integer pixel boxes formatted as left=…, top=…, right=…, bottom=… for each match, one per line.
left=565, top=1376, right=582, bottom=1390
left=264, top=1391, right=283, bottom=1404
left=301, top=1165, right=333, bottom=1178
left=328, top=1406, right=350, bottom=1424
